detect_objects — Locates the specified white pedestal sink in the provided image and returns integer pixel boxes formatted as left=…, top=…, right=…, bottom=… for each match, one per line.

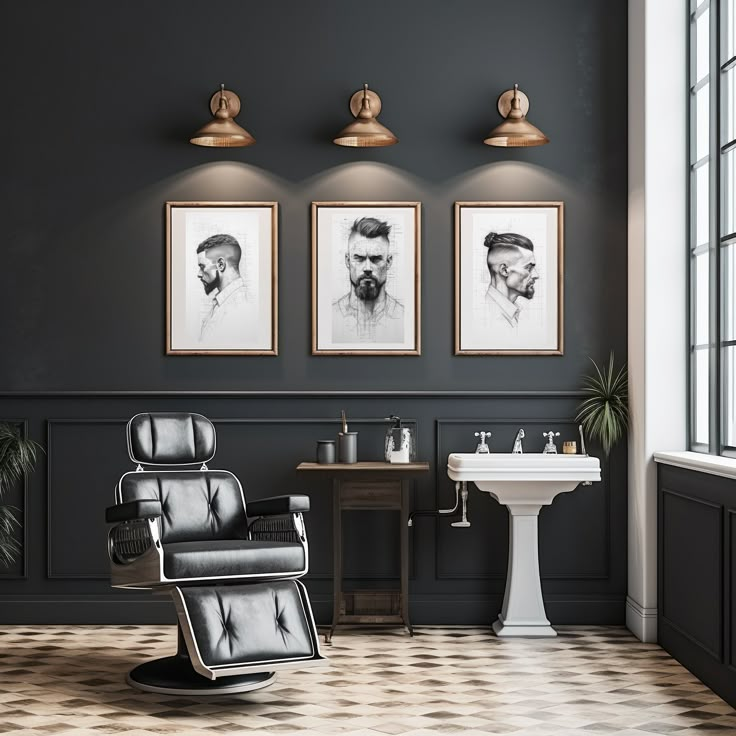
left=447, top=453, right=601, bottom=637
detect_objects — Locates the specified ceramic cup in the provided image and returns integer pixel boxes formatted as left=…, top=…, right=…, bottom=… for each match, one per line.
left=316, top=440, right=336, bottom=464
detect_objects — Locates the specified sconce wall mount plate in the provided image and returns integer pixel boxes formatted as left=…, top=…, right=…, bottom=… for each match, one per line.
left=496, top=88, right=530, bottom=118
left=349, top=88, right=382, bottom=118
left=208, top=89, right=241, bottom=118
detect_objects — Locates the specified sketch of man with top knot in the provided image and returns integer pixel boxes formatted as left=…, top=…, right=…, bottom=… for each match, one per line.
left=483, top=231, right=539, bottom=328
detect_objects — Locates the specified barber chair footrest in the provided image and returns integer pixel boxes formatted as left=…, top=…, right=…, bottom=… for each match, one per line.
left=173, top=580, right=325, bottom=680
left=127, top=654, right=275, bottom=695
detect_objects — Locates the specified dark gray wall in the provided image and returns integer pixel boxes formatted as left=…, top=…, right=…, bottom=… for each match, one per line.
left=0, top=0, right=628, bottom=624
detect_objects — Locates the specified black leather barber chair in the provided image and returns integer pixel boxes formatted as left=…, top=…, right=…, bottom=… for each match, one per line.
left=105, top=412, right=325, bottom=694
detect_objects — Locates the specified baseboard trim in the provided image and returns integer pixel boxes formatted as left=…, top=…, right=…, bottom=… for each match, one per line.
left=626, top=595, right=658, bottom=642
left=0, top=595, right=626, bottom=626
left=0, top=598, right=177, bottom=625
left=659, top=616, right=736, bottom=709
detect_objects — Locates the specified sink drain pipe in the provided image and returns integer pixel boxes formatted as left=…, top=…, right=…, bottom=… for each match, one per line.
left=407, top=481, right=470, bottom=528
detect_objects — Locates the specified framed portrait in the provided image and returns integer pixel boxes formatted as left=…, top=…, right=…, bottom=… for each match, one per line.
left=166, top=201, right=278, bottom=355
left=455, top=201, right=564, bottom=355
left=312, top=202, right=421, bottom=355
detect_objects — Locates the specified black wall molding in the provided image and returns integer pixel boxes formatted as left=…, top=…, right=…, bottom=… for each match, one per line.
left=658, top=465, right=736, bottom=707
left=0, top=419, right=29, bottom=580
left=0, top=391, right=626, bottom=625
left=660, top=613, right=723, bottom=664
left=729, top=509, right=736, bottom=671
left=1, top=390, right=587, bottom=399
left=46, top=419, right=128, bottom=580
left=660, top=486, right=723, bottom=661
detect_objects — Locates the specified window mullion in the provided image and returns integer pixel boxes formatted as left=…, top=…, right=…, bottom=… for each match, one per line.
left=711, top=0, right=722, bottom=454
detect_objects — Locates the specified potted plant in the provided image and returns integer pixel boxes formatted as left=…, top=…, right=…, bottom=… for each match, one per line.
left=576, top=353, right=628, bottom=456
left=0, top=423, right=41, bottom=567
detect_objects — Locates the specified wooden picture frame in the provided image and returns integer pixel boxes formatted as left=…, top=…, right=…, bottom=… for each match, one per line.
left=311, top=201, right=421, bottom=355
left=455, top=201, right=564, bottom=355
left=166, top=201, right=278, bottom=355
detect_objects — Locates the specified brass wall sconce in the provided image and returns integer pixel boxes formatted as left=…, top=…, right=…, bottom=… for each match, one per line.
left=333, top=83, right=398, bottom=147
left=190, top=84, right=255, bottom=147
left=484, top=84, right=549, bottom=147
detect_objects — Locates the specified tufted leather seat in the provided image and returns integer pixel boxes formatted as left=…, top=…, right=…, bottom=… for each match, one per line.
left=163, top=540, right=306, bottom=579
left=105, top=412, right=325, bottom=694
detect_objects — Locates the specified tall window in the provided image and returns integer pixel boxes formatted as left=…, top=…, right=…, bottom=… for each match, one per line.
left=690, top=0, right=736, bottom=455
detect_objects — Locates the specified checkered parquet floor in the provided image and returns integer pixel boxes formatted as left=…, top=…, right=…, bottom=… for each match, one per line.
left=0, top=625, right=734, bottom=736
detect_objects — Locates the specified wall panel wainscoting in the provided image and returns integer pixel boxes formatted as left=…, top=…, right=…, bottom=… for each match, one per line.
left=0, top=392, right=627, bottom=625
left=658, top=463, right=736, bottom=709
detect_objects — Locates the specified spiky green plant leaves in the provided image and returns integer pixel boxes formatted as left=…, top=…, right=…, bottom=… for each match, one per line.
left=575, top=353, right=628, bottom=456
left=0, top=423, right=41, bottom=567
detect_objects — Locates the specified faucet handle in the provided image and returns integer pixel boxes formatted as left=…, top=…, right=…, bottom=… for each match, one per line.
left=542, top=431, right=561, bottom=454
left=474, top=431, right=492, bottom=454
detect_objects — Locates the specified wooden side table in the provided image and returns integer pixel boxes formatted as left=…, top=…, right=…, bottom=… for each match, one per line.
left=296, top=461, right=430, bottom=642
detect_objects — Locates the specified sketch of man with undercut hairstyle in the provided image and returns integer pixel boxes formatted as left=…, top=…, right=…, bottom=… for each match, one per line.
left=332, top=217, right=404, bottom=342
left=196, top=233, right=253, bottom=343
left=483, top=231, right=539, bottom=328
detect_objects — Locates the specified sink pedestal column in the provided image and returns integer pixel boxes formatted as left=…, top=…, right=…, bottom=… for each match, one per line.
left=492, top=503, right=556, bottom=637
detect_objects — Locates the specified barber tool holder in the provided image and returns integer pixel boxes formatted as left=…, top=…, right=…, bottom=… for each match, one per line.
left=384, top=415, right=416, bottom=464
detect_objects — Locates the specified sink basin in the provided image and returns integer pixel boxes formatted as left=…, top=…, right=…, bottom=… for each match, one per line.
left=447, top=452, right=601, bottom=504
left=446, top=452, right=601, bottom=638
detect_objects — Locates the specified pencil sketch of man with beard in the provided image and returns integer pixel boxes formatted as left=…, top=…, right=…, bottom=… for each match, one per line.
left=331, top=217, right=404, bottom=343
left=196, top=233, right=253, bottom=344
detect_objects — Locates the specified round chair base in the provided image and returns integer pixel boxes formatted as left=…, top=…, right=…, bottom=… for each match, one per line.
left=127, top=656, right=276, bottom=695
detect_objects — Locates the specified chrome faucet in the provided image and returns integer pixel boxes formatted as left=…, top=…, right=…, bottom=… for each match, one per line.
left=512, top=428, right=525, bottom=454
left=474, top=431, right=492, bottom=453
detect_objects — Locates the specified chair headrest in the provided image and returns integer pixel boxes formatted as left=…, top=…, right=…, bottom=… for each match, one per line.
left=127, top=413, right=216, bottom=465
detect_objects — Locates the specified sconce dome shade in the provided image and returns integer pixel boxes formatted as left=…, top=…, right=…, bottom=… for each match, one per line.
left=333, top=117, right=398, bottom=147
left=483, top=117, right=549, bottom=147
left=190, top=86, right=255, bottom=147
left=333, top=84, right=398, bottom=147
left=190, top=117, right=256, bottom=147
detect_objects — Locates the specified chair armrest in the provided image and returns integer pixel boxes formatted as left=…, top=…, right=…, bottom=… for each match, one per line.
left=247, top=494, right=310, bottom=516
left=106, top=500, right=162, bottom=523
